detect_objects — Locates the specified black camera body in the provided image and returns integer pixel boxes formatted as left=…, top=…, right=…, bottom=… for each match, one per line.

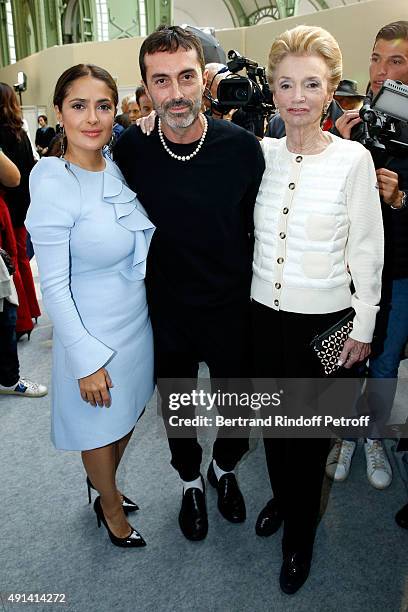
left=215, top=50, right=274, bottom=137
left=351, top=79, right=408, bottom=167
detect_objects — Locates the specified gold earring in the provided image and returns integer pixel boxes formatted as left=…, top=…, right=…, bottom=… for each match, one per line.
left=60, top=126, right=66, bottom=157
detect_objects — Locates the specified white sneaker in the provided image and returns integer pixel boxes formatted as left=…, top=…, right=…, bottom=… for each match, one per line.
left=326, top=439, right=356, bottom=481
left=364, top=439, right=392, bottom=489
left=0, top=378, right=48, bottom=397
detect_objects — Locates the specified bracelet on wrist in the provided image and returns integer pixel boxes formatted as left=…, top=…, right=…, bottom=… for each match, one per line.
left=391, top=191, right=407, bottom=210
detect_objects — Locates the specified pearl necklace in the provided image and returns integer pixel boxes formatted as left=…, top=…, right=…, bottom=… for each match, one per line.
left=158, top=116, right=208, bottom=162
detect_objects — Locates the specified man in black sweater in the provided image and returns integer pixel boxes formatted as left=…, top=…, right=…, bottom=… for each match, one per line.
left=114, top=26, right=264, bottom=541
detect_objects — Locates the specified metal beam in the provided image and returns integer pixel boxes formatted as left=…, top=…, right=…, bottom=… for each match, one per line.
left=43, top=0, right=64, bottom=46
left=222, top=0, right=249, bottom=27
left=146, top=0, right=173, bottom=34
left=78, top=0, right=96, bottom=41
left=0, top=0, right=10, bottom=67
left=275, top=0, right=298, bottom=18
left=310, top=0, right=330, bottom=8
left=34, top=0, right=47, bottom=50
left=11, top=0, right=28, bottom=60
left=233, top=0, right=330, bottom=25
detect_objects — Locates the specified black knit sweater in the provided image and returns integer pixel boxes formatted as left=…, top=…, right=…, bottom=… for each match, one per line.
left=114, top=117, right=265, bottom=312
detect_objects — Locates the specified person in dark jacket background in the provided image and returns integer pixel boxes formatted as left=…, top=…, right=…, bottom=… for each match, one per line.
left=0, top=83, right=40, bottom=338
left=35, top=115, right=55, bottom=157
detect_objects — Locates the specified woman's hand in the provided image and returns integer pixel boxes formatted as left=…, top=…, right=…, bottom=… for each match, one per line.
left=338, top=338, right=370, bottom=369
left=136, top=110, right=156, bottom=135
left=78, top=367, right=113, bottom=407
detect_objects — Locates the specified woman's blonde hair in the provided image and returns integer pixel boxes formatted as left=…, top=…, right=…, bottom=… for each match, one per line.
left=267, top=25, right=342, bottom=93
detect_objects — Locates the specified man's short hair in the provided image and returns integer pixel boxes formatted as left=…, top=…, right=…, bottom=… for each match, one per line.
left=135, top=85, right=147, bottom=107
left=139, top=25, right=205, bottom=83
left=38, top=114, right=47, bottom=123
left=375, top=21, right=408, bottom=45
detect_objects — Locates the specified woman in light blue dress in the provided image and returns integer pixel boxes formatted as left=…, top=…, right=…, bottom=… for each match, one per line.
left=26, top=64, right=155, bottom=548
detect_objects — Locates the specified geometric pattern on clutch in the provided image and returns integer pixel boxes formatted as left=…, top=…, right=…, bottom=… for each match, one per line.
left=313, top=321, right=354, bottom=375
left=310, top=309, right=354, bottom=376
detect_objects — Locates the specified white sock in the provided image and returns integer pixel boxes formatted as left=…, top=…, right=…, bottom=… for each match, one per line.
left=213, top=459, right=233, bottom=481
left=182, top=476, right=203, bottom=494
left=0, top=381, right=19, bottom=390
left=366, top=438, right=380, bottom=445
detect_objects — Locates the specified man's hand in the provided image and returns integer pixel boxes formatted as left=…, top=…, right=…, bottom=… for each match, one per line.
left=338, top=338, right=370, bottom=369
left=335, top=110, right=362, bottom=139
left=376, top=168, right=401, bottom=206
left=136, top=110, right=156, bottom=136
left=78, top=367, right=113, bottom=407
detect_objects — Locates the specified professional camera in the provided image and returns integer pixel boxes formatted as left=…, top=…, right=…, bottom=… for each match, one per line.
left=351, top=79, right=408, bottom=167
left=215, top=50, right=274, bottom=137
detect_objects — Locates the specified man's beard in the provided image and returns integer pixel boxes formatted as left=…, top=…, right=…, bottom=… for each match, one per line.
left=155, top=96, right=202, bottom=129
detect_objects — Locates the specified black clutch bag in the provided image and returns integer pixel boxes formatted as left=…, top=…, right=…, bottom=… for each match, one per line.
left=310, top=308, right=354, bottom=376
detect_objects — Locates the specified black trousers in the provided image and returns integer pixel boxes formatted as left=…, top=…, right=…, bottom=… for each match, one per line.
left=251, top=300, right=353, bottom=554
left=0, top=301, right=19, bottom=387
left=152, top=302, right=251, bottom=481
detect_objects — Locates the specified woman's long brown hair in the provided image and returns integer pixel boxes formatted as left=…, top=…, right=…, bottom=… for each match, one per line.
left=0, top=82, right=24, bottom=139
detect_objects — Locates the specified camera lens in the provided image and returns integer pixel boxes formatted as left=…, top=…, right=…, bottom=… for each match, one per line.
left=235, top=88, right=248, bottom=101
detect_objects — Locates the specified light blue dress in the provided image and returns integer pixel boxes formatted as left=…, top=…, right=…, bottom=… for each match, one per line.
left=26, top=155, right=155, bottom=451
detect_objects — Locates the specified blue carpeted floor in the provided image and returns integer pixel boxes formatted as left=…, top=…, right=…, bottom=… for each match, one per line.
left=1, top=266, right=407, bottom=612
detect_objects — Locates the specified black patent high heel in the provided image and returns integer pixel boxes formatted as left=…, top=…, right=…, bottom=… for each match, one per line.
left=86, top=477, right=139, bottom=513
left=93, top=496, right=146, bottom=548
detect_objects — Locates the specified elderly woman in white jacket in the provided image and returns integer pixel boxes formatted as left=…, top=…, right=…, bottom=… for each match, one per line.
left=251, top=25, right=383, bottom=595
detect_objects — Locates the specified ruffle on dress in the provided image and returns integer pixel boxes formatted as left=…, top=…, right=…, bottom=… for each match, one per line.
left=102, top=171, right=155, bottom=281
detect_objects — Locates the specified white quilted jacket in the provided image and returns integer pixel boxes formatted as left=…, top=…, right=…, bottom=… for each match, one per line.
left=251, top=134, right=384, bottom=343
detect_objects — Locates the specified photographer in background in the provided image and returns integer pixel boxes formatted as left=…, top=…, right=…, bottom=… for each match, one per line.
left=203, top=63, right=234, bottom=119
left=326, top=21, right=408, bottom=489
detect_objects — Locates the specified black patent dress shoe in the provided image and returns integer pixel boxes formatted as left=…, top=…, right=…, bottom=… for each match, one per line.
left=94, top=497, right=146, bottom=548
left=207, top=461, right=246, bottom=523
left=255, top=498, right=283, bottom=536
left=86, top=477, right=139, bottom=514
left=279, top=551, right=312, bottom=595
left=178, top=478, right=208, bottom=541
left=396, top=503, right=408, bottom=529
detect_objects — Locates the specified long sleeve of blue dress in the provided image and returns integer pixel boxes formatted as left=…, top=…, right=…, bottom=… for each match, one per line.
left=27, top=160, right=115, bottom=379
